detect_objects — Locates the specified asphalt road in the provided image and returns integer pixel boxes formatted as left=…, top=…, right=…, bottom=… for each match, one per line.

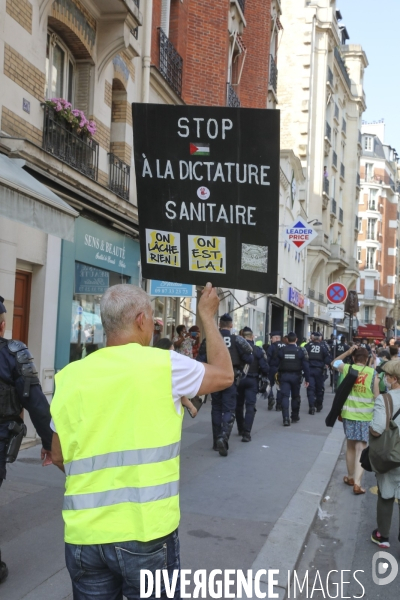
left=0, top=388, right=336, bottom=599
left=295, top=449, right=400, bottom=599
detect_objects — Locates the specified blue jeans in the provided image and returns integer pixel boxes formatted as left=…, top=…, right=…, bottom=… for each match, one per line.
left=65, top=529, right=180, bottom=600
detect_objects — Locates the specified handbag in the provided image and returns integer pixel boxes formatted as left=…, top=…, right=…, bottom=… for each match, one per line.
left=360, top=393, right=400, bottom=474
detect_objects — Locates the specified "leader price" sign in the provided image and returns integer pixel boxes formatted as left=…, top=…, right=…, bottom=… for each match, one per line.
left=132, top=104, right=280, bottom=293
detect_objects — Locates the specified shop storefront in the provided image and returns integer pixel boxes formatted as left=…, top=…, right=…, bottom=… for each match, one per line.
left=148, top=281, right=197, bottom=341
left=268, top=287, right=307, bottom=340
left=55, top=216, right=140, bottom=369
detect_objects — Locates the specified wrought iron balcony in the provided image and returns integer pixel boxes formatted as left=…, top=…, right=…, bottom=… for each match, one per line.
left=334, top=47, right=352, bottom=90
left=227, top=83, right=240, bottom=107
left=327, top=66, right=333, bottom=87
left=318, top=293, right=324, bottom=303
left=133, top=0, right=140, bottom=6
left=237, top=0, right=246, bottom=13
left=340, top=163, right=345, bottom=179
left=356, top=172, right=361, bottom=187
left=308, top=288, right=315, bottom=299
left=130, top=26, right=139, bottom=39
left=331, top=198, right=337, bottom=215
left=332, top=151, right=337, bottom=168
left=108, top=153, right=130, bottom=201
left=159, top=28, right=183, bottom=97
left=42, top=105, right=99, bottom=181
left=323, top=176, right=329, bottom=196
left=339, top=207, right=343, bottom=223
left=355, top=215, right=359, bottom=230
left=325, top=121, right=331, bottom=141
left=269, top=54, right=278, bottom=94
left=342, top=118, right=347, bottom=134
left=358, top=130, right=362, bottom=145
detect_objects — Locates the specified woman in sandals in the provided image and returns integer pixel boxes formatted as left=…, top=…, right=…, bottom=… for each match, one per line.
left=332, top=346, right=379, bottom=495
left=369, top=360, right=400, bottom=548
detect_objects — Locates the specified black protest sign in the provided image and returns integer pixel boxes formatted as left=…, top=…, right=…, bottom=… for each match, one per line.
left=132, top=104, right=280, bottom=293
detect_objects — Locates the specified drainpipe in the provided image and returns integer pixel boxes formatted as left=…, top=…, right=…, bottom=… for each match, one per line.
left=141, top=0, right=153, bottom=103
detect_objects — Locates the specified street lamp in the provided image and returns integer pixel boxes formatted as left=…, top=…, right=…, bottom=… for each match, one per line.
left=308, top=219, right=322, bottom=226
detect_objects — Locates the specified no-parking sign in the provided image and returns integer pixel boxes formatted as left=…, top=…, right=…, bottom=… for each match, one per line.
left=326, top=282, right=348, bottom=304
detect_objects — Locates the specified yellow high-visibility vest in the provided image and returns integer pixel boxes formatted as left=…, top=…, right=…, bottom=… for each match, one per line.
left=341, top=363, right=375, bottom=422
left=51, top=343, right=183, bottom=545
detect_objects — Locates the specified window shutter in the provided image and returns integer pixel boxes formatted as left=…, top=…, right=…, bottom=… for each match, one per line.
left=74, top=62, right=94, bottom=115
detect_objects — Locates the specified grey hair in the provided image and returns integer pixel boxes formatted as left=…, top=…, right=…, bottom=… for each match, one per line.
left=100, top=284, right=152, bottom=336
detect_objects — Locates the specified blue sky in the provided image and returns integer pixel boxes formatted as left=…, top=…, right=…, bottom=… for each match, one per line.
left=341, top=0, right=400, bottom=150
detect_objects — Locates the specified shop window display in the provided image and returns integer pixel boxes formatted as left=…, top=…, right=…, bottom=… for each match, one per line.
left=70, top=262, right=128, bottom=362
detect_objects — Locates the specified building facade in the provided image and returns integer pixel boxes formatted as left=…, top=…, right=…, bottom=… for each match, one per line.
left=357, top=122, right=400, bottom=334
left=278, top=0, right=367, bottom=336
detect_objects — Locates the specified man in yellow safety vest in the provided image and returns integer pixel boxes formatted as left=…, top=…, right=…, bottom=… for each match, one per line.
left=51, top=282, right=233, bottom=600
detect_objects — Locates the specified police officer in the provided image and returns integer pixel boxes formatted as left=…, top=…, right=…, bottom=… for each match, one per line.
left=337, top=336, right=350, bottom=360
left=277, top=332, right=309, bottom=426
left=0, top=296, right=53, bottom=584
left=236, top=327, right=269, bottom=442
left=359, top=337, right=371, bottom=352
left=266, top=331, right=286, bottom=410
left=198, top=314, right=253, bottom=456
left=305, top=331, right=331, bottom=414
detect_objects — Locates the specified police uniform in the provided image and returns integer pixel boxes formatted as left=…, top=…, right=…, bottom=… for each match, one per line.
left=277, top=336, right=310, bottom=425
left=304, top=333, right=331, bottom=413
left=236, top=328, right=269, bottom=442
left=266, top=332, right=286, bottom=410
left=0, top=296, right=53, bottom=584
left=333, top=338, right=351, bottom=387
left=197, top=314, right=253, bottom=456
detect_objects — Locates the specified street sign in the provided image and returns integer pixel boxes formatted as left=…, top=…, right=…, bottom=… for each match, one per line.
left=327, top=303, right=345, bottom=319
left=133, top=104, right=280, bottom=293
left=326, top=282, right=348, bottom=305
left=284, top=218, right=318, bottom=250
left=149, top=280, right=196, bottom=297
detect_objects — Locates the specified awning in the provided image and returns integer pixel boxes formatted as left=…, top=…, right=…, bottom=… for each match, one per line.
left=0, top=154, right=78, bottom=242
left=356, top=324, right=386, bottom=340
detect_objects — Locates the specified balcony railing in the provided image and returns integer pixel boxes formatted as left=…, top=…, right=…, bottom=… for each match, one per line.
left=42, top=105, right=99, bottom=181
left=342, top=118, right=347, bottom=134
left=327, top=66, right=333, bottom=87
left=308, top=288, right=315, bottom=299
left=130, top=26, right=139, bottom=39
left=323, top=176, right=329, bottom=195
left=325, top=121, right=331, bottom=141
left=334, top=103, right=339, bottom=120
left=159, top=28, right=183, bottom=97
left=108, top=153, right=130, bottom=201
left=356, top=172, right=361, bottom=187
left=340, top=163, right=345, bottom=179
left=269, top=54, right=278, bottom=94
left=133, top=0, right=140, bottom=6
left=332, top=150, right=337, bottom=168
left=334, top=46, right=352, bottom=90
left=227, top=83, right=240, bottom=108
left=237, top=0, right=246, bottom=13
left=331, top=198, right=337, bottom=215
left=355, top=216, right=360, bottom=230
left=318, top=293, right=324, bottom=303
left=358, top=130, right=362, bottom=145
left=364, top=290, right=377, bottom=300
left=368, top=201, right=376, bottom=211
left=339, top=208, right=343, bottom=223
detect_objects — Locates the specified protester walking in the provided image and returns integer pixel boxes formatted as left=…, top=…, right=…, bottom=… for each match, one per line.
left=332, top=346, right=379, bottom=495
left=369, top=361, right=400, bottom=548
left=50, top=282, right=233, bottom=600
left=173, top=325, right=195, bottom=358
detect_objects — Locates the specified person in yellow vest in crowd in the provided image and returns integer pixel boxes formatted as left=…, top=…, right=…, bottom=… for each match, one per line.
left=50, top=282, right=233, bottom=600
left=332, top=345, right=379, bottom=495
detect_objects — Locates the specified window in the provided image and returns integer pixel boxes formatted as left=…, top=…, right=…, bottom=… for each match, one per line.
left=365, top=163, right=374, bottom=181
left=366, top=247, right=376, bottom=269
left=367, top=218, right=377, bottom=240
left=46, top=32, right=75, bottom=102
left=358, top=217, right=363, bottom=233
left=357, top=246, right=361, bottom=262
left=364, top=305, right=372, bottom=322
left=364, top=136, right=373, bottom=151
left=368, top=188, right=377, bottom=210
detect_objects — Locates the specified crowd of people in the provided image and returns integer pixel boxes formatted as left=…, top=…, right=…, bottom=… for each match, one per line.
left=2, top=282, right=400, bottom=596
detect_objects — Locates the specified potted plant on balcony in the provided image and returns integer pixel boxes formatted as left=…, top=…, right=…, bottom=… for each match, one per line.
left=44, top=98, right=97, bottom=138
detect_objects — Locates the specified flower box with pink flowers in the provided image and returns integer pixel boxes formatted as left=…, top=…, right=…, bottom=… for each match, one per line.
left=44, top=98, right=97, bottom=138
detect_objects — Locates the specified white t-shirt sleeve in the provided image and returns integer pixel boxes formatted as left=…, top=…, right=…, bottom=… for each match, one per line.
left=170, top=351, right=205, bottom=413
left=50, top=418, right=57, bottom=433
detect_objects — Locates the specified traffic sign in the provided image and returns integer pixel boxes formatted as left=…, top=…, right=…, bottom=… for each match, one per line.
left=327, top=303, right=345, bottom=319
left=284, top=218, right=318, bottom=251
left=326, top=282, right=348, bottom=305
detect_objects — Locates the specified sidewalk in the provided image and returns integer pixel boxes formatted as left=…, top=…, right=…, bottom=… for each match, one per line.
left=0, top=388, right=343, bottom=599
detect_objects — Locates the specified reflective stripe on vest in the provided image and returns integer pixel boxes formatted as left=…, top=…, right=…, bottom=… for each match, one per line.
left=63, top=480, right=179, bottom=511
left=51, top=343, right=183, bottom=545
left=64, top=442, right=181, bottom=477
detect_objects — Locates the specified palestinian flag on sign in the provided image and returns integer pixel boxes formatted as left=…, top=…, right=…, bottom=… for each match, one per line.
left=190, top=143, right=210, bottom=156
